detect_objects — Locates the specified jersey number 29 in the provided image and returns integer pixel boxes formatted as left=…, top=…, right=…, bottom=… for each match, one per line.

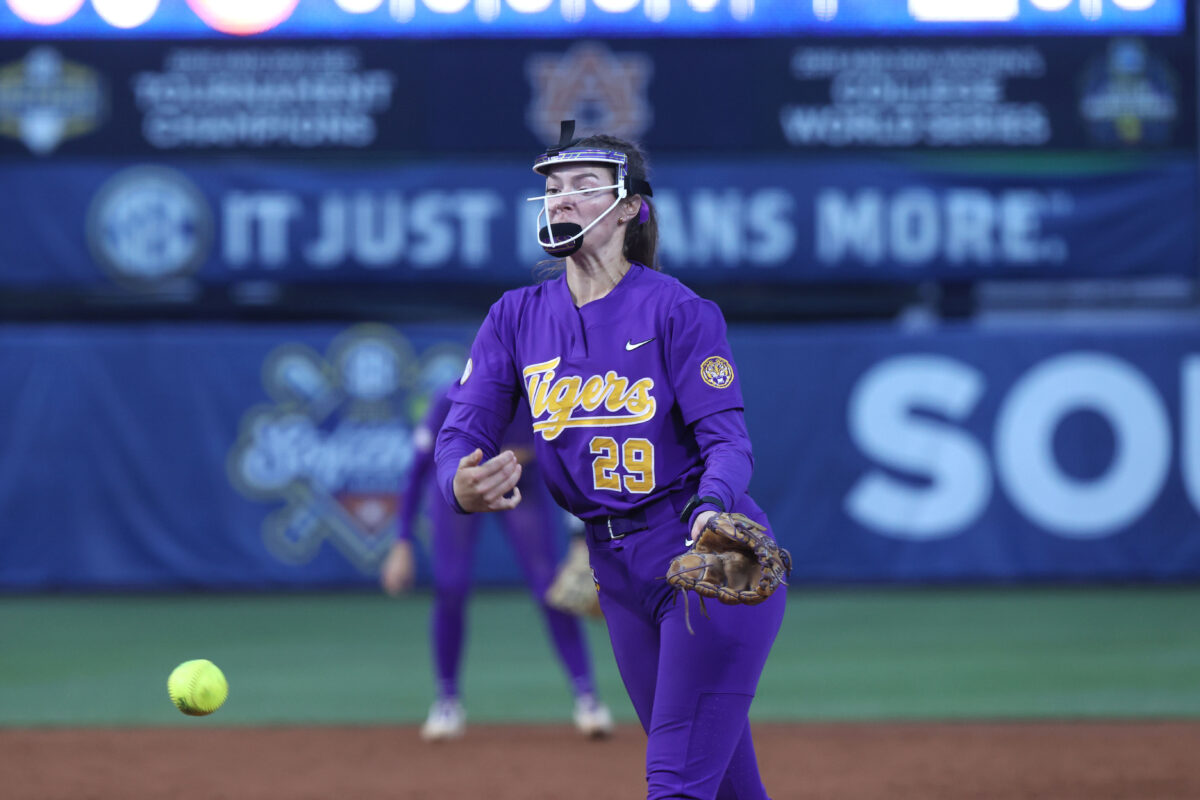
left=589, top=436, right=655, bottom=494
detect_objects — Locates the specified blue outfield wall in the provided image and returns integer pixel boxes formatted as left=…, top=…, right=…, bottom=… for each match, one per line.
left=2, top=317, right=1199, bottom=590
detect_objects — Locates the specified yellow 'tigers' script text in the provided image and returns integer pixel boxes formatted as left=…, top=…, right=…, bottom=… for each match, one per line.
left=523, top=357, right=657, bottom=440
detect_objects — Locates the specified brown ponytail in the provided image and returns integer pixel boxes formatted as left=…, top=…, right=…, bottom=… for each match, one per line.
left=572, top=134, right=660, bottom=271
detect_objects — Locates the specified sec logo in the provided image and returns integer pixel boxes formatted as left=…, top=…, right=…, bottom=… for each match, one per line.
left=86, top=165, right=212, bottom=287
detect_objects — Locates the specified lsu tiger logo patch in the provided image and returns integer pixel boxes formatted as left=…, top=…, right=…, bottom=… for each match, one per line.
left=700, top=356, right=734, bottom=389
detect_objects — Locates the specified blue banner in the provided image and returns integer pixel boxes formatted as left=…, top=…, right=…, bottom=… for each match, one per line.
left=0, top=155, right=1189, bottom=289
left=0, top=323, right=478, bottom=589
left=733, top=318, right=1200, bottom=582
left=0, top=0, right=1183, bottom=40
left=2, top=318, right=1200, bottom=589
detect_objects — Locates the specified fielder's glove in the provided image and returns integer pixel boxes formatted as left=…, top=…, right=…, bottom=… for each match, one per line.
left=545, top=538, right=603, bottom=618
left=666, top=512, right=792, bottom=609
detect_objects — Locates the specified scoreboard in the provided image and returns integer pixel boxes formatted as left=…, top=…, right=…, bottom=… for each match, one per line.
left=0, top=0, right=1186, bottom=39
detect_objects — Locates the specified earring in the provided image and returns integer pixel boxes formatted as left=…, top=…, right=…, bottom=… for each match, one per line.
left=618, top=217, right=626, bottom=224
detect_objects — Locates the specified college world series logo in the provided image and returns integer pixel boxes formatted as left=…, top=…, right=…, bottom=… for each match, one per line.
left=228, top=325, right=465, bottom=573
left=0, top=47, right=106, bottom=155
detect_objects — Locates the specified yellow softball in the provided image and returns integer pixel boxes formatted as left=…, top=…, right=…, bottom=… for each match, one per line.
left=167, top=659, right=228, bottom=717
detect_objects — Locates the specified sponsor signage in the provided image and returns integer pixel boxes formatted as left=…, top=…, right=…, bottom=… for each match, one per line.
left=0, top=155, right=1191, bottom=287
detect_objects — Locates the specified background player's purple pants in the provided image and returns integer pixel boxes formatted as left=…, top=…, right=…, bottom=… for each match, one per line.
left=589, top=497, right=785, bottom=800
left=428, top=466, right=596, bottom=701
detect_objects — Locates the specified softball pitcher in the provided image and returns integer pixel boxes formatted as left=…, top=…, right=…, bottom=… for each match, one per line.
left=435, top=123, right=786, bottom=798
left=381, top=384, right=613, bottom=741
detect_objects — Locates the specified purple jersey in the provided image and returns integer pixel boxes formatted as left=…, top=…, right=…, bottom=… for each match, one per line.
left=438, top=261, right=781, bottom=798
left=447, top=263, right=746, bottom=522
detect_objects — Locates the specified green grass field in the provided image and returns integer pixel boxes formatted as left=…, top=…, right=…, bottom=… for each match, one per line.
left=3, top=586, right=1198, bottom=727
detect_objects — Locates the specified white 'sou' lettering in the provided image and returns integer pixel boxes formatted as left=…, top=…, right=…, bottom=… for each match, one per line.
left=844, top=352, right=1185, bottom=541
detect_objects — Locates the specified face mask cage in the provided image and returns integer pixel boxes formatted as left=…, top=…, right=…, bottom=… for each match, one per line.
left=527, top=150, right=630, bottom=257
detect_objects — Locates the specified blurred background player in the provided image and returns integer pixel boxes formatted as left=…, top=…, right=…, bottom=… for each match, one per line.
left=381, top=382, right=612, bottom=741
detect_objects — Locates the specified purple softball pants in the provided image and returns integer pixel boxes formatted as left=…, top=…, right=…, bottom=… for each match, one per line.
left=587, top=494, right=786, bottom=800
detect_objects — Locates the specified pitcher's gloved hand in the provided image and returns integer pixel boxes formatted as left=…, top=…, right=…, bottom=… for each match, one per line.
left=666, top=513, right=791, bottom=606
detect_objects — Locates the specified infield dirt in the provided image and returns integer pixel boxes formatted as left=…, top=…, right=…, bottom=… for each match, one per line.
left=4, top=720, right=1197, bottom=799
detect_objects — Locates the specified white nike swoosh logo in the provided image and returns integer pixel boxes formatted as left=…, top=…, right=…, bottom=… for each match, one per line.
left=625, top=338, right=655, bottom=351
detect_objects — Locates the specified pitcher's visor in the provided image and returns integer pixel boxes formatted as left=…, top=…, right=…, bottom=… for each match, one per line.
left=527, top=146, right=653, bottom=257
